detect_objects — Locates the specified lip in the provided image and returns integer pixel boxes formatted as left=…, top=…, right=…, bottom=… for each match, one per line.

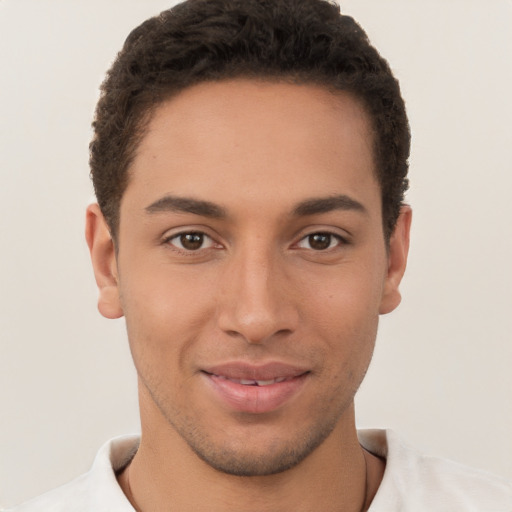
left=201, top=362, right=310, bottom=414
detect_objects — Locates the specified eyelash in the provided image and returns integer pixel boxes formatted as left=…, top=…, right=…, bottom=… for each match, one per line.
left=163, top=230, right=348, bottom=253
left=295, top=232, right=347, bottom=251
left=164, top=231, right=219, bottom=252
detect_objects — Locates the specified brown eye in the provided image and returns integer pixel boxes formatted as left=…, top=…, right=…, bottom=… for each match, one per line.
left=308, top=233, right=331, bottom=250
left=180, top=233, right=204, bottom=250
left=297, top=232, right=343, bottom=251
left=168, top=231, right=215, bottom=251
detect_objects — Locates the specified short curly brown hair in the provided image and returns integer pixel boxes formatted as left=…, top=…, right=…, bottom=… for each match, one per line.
left=90, top=0, right=410, bottom=241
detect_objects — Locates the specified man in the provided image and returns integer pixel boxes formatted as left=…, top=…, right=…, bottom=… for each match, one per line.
left=7, top=0, right=511, bottom=510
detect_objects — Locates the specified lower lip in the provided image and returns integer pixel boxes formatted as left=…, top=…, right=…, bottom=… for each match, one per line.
left=203, top=373, right=308, bottom=414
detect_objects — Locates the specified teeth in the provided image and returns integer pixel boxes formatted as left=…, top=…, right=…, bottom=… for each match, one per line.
left=237, top=377, right=289, bottom=386
left=239, top=378, right=276, bottom=386
left=240, top=379, right=257, bottom=385
left=212, top=374, right=292, bottom=386
left=255, top=379, right=276, bottom=386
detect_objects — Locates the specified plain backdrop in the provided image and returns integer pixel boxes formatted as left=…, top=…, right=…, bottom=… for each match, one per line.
left=1, top=0, right=511, bottom=508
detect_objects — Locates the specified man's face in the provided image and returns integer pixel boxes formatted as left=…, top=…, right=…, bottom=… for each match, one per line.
left=88, top=79, right=409, bottom=476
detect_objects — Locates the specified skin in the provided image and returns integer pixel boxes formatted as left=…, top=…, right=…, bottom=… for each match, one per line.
left=86, top=79, right=411, bottom=511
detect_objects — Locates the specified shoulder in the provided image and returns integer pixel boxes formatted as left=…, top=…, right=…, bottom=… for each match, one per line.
left=3, top=435, right=139, bottom=512
left=359, top=429, right=512, bottom=511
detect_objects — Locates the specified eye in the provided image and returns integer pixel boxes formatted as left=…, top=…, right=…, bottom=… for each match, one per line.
left=296, top=232, right=344, bottom=251
left=166, top=231, right=216, bottom=251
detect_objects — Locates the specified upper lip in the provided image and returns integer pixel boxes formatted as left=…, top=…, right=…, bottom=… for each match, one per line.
left=202, top=362, right=309, bottom=381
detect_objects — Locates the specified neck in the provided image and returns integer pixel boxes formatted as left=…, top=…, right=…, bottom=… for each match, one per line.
left=118, top=390, right=384, bottom=512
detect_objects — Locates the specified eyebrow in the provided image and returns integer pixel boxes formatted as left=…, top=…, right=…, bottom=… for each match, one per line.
left=144, top=193, right=366, bottom=219
left=145, top=195, right=226, bottom=218
left=292, top=195, right=367, bottom=217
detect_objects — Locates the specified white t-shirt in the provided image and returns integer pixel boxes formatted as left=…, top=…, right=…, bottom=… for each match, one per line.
left=6, top=430, right=512, bottom=511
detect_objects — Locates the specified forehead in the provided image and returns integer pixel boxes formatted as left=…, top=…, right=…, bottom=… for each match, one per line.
left=123, top=79, right=379, bottom=216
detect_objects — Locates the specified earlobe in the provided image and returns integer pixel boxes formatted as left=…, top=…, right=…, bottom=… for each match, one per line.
left=85, top=203, right=124, bottom=319
left=379, top=206, right=412, bottom=315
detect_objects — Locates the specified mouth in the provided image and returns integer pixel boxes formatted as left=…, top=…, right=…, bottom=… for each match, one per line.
left=203, top=373, right=297, bottom=387
left=201, top=362, right=310, bottom=414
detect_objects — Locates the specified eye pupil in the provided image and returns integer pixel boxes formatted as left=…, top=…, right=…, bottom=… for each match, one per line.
left=309, top=233, right=331, bottom=250
left=180, top=233, right=203, bottom=250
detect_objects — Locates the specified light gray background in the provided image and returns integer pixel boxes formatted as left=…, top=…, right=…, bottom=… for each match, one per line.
left=1, top=0, right=511, bottom=508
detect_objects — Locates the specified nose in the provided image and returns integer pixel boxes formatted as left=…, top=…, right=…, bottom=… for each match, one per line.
left=216, top=244, right=299, bottom=344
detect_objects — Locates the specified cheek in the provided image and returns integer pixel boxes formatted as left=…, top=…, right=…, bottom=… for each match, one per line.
left=300, top=262, right=383, bottom=370
left=303, top=261, right=384, bottom=327
left=316, top=290, right=379, bottom=366
left=118, top=269, right=218, bottom=371
left=120, top=260, right=219, bottom=324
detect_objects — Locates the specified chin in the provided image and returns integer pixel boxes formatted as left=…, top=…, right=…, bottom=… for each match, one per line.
left=167, top=406, right=345, bottom=477
left=189, top=433, right=328, bottom=476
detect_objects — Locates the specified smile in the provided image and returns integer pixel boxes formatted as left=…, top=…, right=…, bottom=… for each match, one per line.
left=207, top=374, right=293, bottom=386
left=201, top=363, right=310, bottom=414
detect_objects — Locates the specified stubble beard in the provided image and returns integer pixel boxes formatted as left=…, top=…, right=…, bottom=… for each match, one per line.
left=134, top=323, right=376, bottom=477
left=181, top=411, right=343, bottom=477
left=143, top=376, right=356, bottom=477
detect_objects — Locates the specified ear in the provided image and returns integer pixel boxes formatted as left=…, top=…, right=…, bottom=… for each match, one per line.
left=85, top=203, right=124, bottom=319
left=379, top=206, right=412, bottom=315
